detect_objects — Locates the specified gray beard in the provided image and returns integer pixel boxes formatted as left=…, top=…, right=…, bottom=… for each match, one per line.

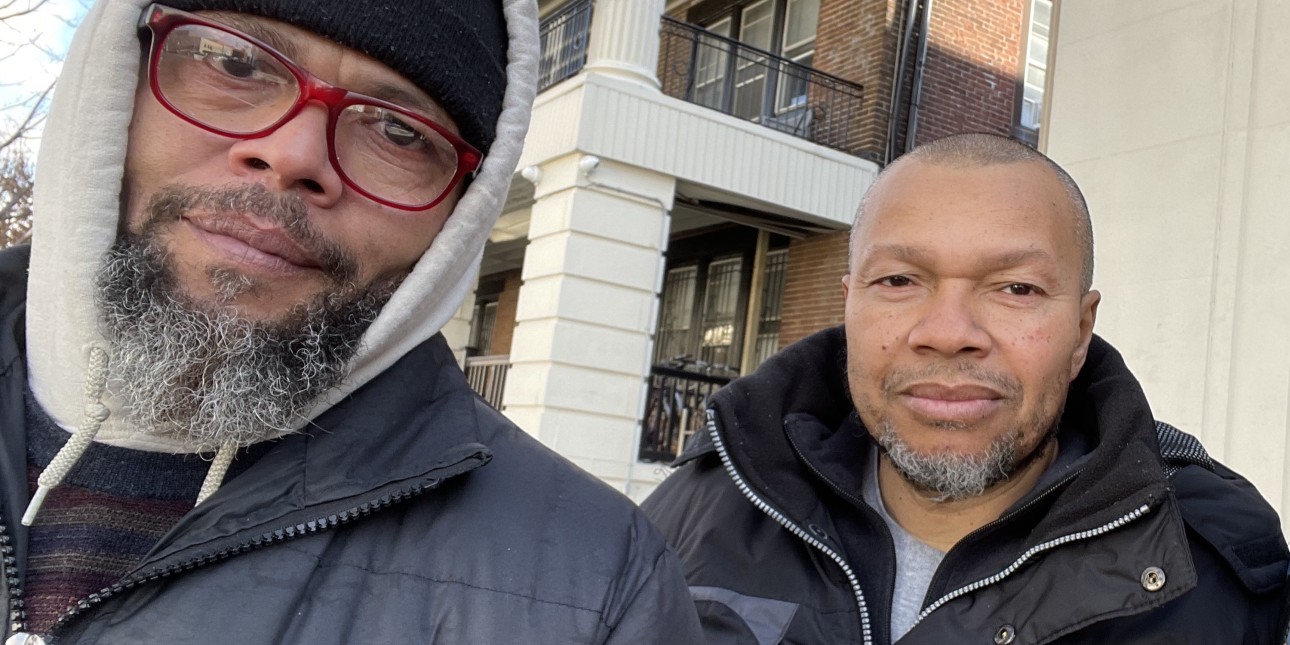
left=875, top=418, right=1058, bottom=503
left=876, top=422, right=1017, bottom=502
left=95, top=185, right=399, bottom=451
left=856, top=357, right=1063, bottom=503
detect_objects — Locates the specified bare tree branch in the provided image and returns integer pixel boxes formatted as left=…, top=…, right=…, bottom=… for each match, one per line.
left=0, top=81, right=52, bottom=153
left=0, top=0, right=86, bottom=243
left=0, top=0, right=49, bottom=22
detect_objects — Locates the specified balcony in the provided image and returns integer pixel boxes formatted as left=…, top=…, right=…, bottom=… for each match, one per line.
left=464, top=354, right=511, bottom=410
left=658, top=17, right=865, bottom=155
left=638, top=361, right=736, bottom=463
left=538, top=0, right=593, bottom=91
left=537, top=4, right=865, bottom=156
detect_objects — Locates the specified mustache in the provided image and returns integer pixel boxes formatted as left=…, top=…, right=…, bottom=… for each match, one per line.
left=880, top=361, right=1022, bottom=399
left=143, top=184, right=357, bottom=284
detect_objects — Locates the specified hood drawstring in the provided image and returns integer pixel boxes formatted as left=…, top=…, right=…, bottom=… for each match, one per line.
left=22, top=349, right=239, bottom=525
left=22, top=347, right=111, bottom=526
left=196, top=441, right=236, bottom=506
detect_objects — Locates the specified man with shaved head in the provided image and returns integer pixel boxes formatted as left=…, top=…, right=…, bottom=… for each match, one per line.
left=644, top=133, right=1288, bottom=643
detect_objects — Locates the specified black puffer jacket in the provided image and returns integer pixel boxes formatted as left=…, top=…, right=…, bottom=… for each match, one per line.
left=643, top=326, right=1288, bottom=644
left=0, top=247, right=704, bottom=644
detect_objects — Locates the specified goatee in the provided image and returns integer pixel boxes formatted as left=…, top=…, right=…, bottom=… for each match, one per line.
left=95, top=184, right=400, bottom=451
left=856, top=359, right=1063, bottom=502
left=875, top=420, right=1058, bottom=502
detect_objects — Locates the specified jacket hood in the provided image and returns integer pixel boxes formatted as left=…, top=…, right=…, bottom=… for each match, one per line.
left=25, top=0, right=538, bottom=451
left=702, top=326, right=1174, bottom=543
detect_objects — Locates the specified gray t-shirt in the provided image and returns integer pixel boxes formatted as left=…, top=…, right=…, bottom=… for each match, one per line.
left=861, top=452, right=946, bottom=642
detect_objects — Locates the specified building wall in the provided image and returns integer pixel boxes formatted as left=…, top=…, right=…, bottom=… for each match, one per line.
left=1045, top=0, right=1290, bottom=525
left=813, top=0, right=901, bottom=161
left=488, top=270, right=523, bottom=356
left=778, top=230, right=850, bottom=347
left=913, top=0, right=1025, bottom=144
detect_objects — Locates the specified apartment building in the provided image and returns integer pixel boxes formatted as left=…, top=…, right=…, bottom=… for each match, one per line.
left=451, top=0, right=1052, bottom=499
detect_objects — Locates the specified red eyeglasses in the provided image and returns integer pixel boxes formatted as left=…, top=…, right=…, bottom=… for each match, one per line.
left=137, top=3, right=484, bottom=211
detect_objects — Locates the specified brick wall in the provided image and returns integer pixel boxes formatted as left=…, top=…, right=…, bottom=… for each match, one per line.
left=778, top=230, right=850, bottom=348
left=658, top=4, right=697, bottom=101
left=912, top=0, right=1025, bottom=144
left=812, top=0, right=901, bottom=162
left=488, top=270, right=523, bottom=356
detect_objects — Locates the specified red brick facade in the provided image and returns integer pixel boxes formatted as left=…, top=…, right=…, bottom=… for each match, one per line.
left=488, top=270, right=523, bottom=356
left=811, top=0, right=901, bottom=161
left=913, top=0, right=1025, bottom=144
left=778, top=230, right=850, bottom=347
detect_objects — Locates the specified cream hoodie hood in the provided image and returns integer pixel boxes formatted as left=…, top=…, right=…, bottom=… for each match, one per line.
left=24, top=0, right=536, bottom=484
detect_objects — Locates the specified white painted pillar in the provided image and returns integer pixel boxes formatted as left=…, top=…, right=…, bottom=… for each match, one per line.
left=585, top=0, right=664, bottom=88
left=502, top=154, right=674, bottom=497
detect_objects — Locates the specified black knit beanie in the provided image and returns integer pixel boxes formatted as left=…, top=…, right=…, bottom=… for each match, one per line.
left=164, top=0, right=508, bottom=155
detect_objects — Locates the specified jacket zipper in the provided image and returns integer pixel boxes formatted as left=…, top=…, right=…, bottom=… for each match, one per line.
left=5, top=476, right=441, bottom=639
left=912, top=502, right=1151, bottom=625
left=741, top=418, right=1157, bottom=636
left=0, top=508, right=22, bottom=636
left=783, top=429, right=899, bottom=643
left=705, top=410, right=874, bottom=645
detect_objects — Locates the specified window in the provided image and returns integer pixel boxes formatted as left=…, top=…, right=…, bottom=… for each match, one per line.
left=468, top=300, right=498, bottom=356
left=776, top=0, right=819, bottom=111
left=653, top=256, right=745, bottom=371
left=690, top=0, right=821, bottom=121
left=1017, top=0, right=1052, bottom=140
left=651, top=228, right=790, bottom=371
left=732, top=0, right=774, bottom=120
left=698, top=256, right=744, bottom=366
left=750, top=249, right=789, bottom=367
left=693, top=17, right=732, bottom=110
left=655, top=266, right=699, bottom=362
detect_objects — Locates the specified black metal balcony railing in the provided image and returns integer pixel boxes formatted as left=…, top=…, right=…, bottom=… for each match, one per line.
left=638, top=361, right=737, bottom=463
left=465, top=354, right=511, bottom=410
left=538, top=0, right=594, bottom=91
left=658, top=17, right=865, bottom=155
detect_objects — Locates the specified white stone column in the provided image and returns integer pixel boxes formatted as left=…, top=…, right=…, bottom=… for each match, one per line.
left=502, top=154, right=674, bottom=497
left=585, top=0, right=664, bottom=88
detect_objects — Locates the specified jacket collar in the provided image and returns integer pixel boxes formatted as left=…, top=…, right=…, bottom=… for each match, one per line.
left=0, top=247, right=31, bottom=577
left=145, top=332, right=494, bottom=560
left=702, top=326, right=1174, bottom=545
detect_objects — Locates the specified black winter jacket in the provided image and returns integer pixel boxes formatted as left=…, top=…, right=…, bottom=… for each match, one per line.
left=643, top=326, right=1288, bottom=644
left=0, top=246, right=704, bottom=644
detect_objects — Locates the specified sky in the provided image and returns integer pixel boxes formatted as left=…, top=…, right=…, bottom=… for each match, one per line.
left=0, top=0, right=88, bottom=154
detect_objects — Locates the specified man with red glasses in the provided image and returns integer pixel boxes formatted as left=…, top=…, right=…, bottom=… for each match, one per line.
left=0, top=1, right=703, bottom=643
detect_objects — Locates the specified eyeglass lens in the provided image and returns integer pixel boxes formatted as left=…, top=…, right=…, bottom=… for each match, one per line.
left=153, top=23, right=461, bottom=208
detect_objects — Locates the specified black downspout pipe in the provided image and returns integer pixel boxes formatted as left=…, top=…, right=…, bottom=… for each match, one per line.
left=905, top=0, right=934, bottom=153
left=885, top=0, right=920, bottom=165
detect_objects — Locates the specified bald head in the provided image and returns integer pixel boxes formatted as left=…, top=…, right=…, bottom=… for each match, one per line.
left=852, top=133, right=1094, bottom=292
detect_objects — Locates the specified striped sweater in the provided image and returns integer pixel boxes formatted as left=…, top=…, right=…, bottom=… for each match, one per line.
left=22, top=391, right=265, bottom=634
